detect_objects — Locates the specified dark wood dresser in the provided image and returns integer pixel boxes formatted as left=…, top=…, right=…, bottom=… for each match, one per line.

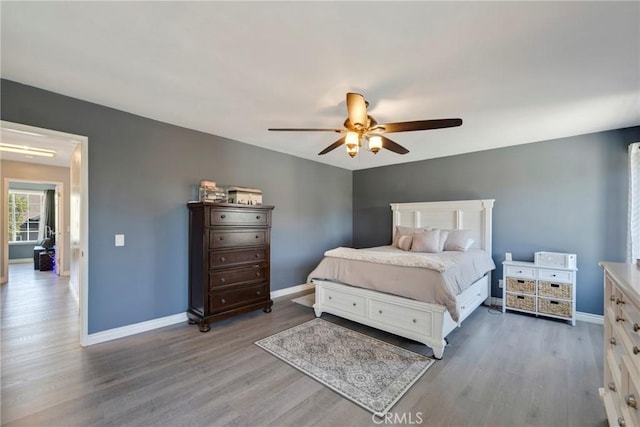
left=187, top=202, right=274, bottom=332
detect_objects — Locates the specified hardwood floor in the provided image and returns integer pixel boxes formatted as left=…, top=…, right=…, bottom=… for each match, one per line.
left=2, top=264, right=607, bottom=426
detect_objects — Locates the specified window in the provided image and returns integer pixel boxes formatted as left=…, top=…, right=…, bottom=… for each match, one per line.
left=8, top=190, right=43, bottom=243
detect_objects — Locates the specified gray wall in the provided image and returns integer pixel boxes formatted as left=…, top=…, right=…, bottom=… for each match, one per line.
left=353, top=127, right=640, bottom=315
left=1, top=79, right=352, bottom=334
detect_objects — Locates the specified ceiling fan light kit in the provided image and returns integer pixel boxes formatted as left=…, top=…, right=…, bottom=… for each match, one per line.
left=269, top=92, right=463, bottom=159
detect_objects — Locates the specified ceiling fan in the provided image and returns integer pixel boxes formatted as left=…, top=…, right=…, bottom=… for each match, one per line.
left=269, top=92, right=463, bottom=158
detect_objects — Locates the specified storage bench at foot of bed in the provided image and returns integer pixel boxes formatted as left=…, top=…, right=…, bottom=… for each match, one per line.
left=312, top=274, right=489, bottom=359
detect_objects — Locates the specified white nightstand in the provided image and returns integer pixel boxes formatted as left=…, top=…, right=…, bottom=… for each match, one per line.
left=502, top=260, right=577, bottom=326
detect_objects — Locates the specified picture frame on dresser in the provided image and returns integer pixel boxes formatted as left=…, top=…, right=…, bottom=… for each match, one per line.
left=186, top=202, right=275, bottom=332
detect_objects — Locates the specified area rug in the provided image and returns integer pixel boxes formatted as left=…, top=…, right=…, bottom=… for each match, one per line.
left=255, top=318, right=434, bottom=416
left=290, top=293, right=315, bottom=308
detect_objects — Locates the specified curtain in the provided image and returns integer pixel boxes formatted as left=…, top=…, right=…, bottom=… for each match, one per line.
left=629, top=142, right=640, bottom=263
left=39, top=190, right=56, bottom=245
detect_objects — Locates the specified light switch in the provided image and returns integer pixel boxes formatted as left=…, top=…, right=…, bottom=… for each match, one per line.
left=115, top=234, right=125, bottom=247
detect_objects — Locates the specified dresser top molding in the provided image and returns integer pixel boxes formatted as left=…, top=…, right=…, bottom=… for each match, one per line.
left=600, top=262, right=640, bottom=305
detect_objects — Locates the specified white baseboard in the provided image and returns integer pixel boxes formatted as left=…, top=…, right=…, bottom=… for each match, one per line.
left=271, top=282, right=315, bottom=299
left=488, top=297, right=603, bottom=325
left=86, top=312, right=188, bottom=346
left=9, top=258, right=31, bottom=264
left=61, top=270, right=70, bottom=277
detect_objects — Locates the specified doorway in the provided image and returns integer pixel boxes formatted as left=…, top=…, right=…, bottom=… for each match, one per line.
left=0, top=121, right=89, bottom=345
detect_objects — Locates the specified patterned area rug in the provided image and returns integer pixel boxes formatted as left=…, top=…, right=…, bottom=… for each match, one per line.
left=255, top=318, right=434, bottom=416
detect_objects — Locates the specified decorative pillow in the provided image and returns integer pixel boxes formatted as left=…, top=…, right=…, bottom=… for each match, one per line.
left=392, top=226, right=427, bottom=248
left=443, top=230, right=474, bottom=252
left=396, top=234, right=413, bottom=251
left=411, top=229, right=441, bottom=253
left=438, top=230, right=449, bottom=252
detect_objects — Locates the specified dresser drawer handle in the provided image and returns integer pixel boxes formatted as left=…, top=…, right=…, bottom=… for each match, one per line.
left=517, top=271, right=523, bottom=274
left=328, top=296, right=332, bottom=300
left=618, top=417, right=626, bottom=427
left=413, top=319, right=417, bottom=323
left=256, top=290, right=261, bottom=296
left=616, top=316, right=625, bottom=322
left=634, top=346, right=640, bottom=355
left=379, top=310, right=383, bottom=314
left=609, top=382, right=617, bottom=392
left=551, top=283, right=560, bottom=288
left=220, top=257, right=226, bottom=262
left=220, top=214, right=226, bottom=219
left=610, top=296, right=616, bottom=302
left=617, top=299, right=626, bottom=305
left=220, top=298, right=226, bottom=304
left=220, top=278, right=226, bottom=283
left=610, top=337, right=617, bottom=345
left=634, top=323, right=640, bottom=332
left=255, top=253, right=261, bottom=258
left=625, top=394, right=637, bottom=409
left=352, top=303, right=356, bottom=307
left=256, top=215, right=261, bottom=220
left=517, top=279, right=525, bottom=283
left=219, top=236, right=224, bottom=241
left=256, top=271, right=261, bottom=277
left=255, top=235, right=259, bottom=239
left=461, top=306, right=466, bottom=310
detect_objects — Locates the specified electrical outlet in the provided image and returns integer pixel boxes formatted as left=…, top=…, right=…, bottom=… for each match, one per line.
left=115, top=234, right=125, bottom=247
left=498, top=279, right=504, bottom=288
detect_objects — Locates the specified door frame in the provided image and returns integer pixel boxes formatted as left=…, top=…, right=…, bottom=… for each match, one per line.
left=0, top=121, right=89, bottom=346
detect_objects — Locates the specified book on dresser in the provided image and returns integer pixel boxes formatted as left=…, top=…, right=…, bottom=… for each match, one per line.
left=502, top=256, right=577, bottom=326
left=186, top=202, right=275, bottom=332
left=599, top=262, right=640, bottom=427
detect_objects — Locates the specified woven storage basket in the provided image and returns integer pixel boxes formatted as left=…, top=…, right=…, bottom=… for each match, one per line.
left=538, top=281, right=571, bottom=299
left=506, top=277, right=536, bottom=295
left=538, top=298, right=572, bottom=318
left=506, top=293, right=536, bottom=312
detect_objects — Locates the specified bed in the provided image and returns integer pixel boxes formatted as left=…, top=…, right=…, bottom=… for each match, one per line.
left=309, top=199, right=495, bottom=359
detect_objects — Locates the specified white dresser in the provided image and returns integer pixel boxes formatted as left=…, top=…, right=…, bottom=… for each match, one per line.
left=599, top=262, right=640, bottom=427
left=502, top=260, right=577, bottom=326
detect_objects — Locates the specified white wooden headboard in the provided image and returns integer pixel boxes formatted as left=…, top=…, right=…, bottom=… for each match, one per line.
left=390, top=199, right=495, bottom=253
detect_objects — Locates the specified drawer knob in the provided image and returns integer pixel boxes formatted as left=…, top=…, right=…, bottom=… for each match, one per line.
left=413, top=319, right=417, bottom=323
left=625, top=394, right=637, bottom=409
left=256, top=290, right=261, bottom=295
left=220, top=214, right=226, bottom=219
left=610, top=337, right=617, bottom=345
left=328, top=296, right=332, bottom=300
left=352, top=303, right=356, bottom=307
left=379, top=310, right=383, bottom=314
left=256, top=215, right=261, bottom=220
left=610, top=296, right=616, bottom=302
left=634, top=323, right=640, bottom=332
left=634, top=346, right=640, bottom=355
left=617, top=298, right=626, bottom=305
left=256, top=271, right=261, bottom=277
left=220, top=278, right=226, bottom=283
left=220, top=298, right=226, bottom=304
left=618, top=417, right=626, bottom=427
left=220, top=257, right=226, bottom=262
left=609, top=382, right=617, bottom=392
left=255, top=235, right=259, bottom=239
left=461, top=306, right=466, bottom=310
left=255, top=253, right=260, bottom=258
left=616, top=316, right=625, bottom=322
left=219, top=236, right=224, bottom=240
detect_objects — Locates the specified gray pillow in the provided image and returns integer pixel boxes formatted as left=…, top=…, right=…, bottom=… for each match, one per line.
left=411, top=229, right=441, bottom=253
left=443, top=230, right=474, bottom=251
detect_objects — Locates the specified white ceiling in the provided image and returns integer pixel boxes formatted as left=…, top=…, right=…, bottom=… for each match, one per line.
left=1, top=1, right=638, bottom=171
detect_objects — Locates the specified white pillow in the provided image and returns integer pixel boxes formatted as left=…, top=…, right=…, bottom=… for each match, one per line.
left=396, top=234, right=413, bottom=251
left=444, top=230, right=474, bottom=252
left=411, top=230, right=441, bottom=253
left=392, top=226, right=427, bottom=248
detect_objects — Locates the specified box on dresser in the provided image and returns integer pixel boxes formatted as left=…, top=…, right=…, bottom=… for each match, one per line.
left=599, top=262, right=640, bottom=427
left=186, top=202, right=274, bottom=332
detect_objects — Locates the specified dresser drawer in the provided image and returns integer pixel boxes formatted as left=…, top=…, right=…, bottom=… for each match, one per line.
left=209, top=283, right=267, bottom=313
left=209, top=264, right=266, bottom=290
left=209, top=208, right=269, bottom=226
left=209, top=230, right=267, bottom=248
left=506, top=277, right=536, bottom=295
left=621, top=355, right=640, bottom=427
left=209, top=248, right=267, bottom=268
left=538, top=281, right=572, bottom=300
left=505, top=265, right=536, bottom=279
left=538, top=297, right=572, bottom=318
left=505, top=293, right=536, bottom=312
left=369, top=299, right=433, bottom=335
left=538, top=268, right=573, bottom=283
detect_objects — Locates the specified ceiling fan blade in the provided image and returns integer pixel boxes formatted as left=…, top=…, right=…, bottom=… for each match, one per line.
left=380, top=135, right=409, bottom=155
left=318, top=136, right=346, bottom=155
left=346, top=92, right=367, bottom=130
left=269, top=128, right=343, bottom=132
left=380, top=118, right=463, bottom=133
